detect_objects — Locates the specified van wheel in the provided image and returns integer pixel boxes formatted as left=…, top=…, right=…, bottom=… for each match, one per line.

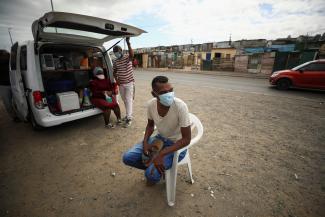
left=276, top=78, right=291, bottom=90
left=30, top=111, right=43, bottom=131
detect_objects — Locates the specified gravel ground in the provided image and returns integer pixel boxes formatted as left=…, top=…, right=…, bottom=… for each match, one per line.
left=0, top=78, right=324, bottom=217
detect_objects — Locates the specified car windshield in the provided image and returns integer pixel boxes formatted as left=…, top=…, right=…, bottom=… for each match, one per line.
left=43, top=27, right=108, bottom=39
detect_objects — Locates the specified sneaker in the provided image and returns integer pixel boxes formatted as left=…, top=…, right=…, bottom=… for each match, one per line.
left=116, top=119, right=123, bottom=125
left=123, top=119, right=132, bottom=128
left=121, top=116, right=128, bottom=122
left=105, top=123, right=115, bottom=128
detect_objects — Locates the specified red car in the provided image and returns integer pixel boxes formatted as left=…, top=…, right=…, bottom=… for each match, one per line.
left=269, top=59, right=325, bottom=90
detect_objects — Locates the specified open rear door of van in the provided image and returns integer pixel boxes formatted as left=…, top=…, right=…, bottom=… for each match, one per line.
left=9, top=42, right=29, bottom=121
left=0, top=50, right=17, bottom=119
left=32, top=12, right=146, bottom=45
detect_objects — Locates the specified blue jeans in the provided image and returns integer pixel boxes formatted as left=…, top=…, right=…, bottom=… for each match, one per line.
left=122, top=134, right=187, bottom=183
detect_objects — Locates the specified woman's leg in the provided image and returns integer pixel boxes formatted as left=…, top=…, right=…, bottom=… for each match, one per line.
left=112, top=105, right=121, bottom=120
left=103, top=108, right=111, bottom=125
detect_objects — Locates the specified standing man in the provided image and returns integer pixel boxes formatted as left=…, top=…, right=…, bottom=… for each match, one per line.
left=113, top=37, right=134, bottom=128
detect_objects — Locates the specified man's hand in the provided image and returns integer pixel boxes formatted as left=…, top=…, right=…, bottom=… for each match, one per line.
left=126, top=37, right=134, bottom=59
left=152, top=154, right=165, bottom=175
left=143, top=141, right=150, bottom=156
left=146, top=154, right=165, bottom=176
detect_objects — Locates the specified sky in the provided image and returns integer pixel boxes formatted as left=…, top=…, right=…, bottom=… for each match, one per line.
left=0, top=0, right=324, bottom=51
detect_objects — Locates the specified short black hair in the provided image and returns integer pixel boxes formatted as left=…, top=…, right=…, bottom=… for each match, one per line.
left=152, top=76, right=169, bottom=90
left=113, top=45, right=122, bottom=53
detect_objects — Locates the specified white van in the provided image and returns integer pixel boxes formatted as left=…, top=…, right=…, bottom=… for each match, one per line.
left=7, top=12, right=145, bottom=129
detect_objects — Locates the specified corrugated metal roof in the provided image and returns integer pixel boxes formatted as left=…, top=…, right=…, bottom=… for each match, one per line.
left=267, top=44, right=295, bottom=52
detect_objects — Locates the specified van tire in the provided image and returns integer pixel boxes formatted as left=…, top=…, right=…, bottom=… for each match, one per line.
left=276, top=78, right=291, bottom=90
left=30, top=110, right=43, bottom=131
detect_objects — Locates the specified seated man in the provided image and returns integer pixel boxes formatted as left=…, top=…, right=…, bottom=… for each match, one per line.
left=123, top=76, right=191, bottom=185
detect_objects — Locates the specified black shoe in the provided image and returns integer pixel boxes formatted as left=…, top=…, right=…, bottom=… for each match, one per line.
left=123, top=119, right=132, bottom=128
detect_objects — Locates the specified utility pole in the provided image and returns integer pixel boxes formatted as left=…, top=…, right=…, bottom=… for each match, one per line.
left=304, top=32, right=308, bottom=50
left=8, top=28, right=13, bottom=46
left=50, top=0, right=54, bottom=11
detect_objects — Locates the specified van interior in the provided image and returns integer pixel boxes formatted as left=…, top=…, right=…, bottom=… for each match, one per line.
left=39, top=44, right=109, bottom=115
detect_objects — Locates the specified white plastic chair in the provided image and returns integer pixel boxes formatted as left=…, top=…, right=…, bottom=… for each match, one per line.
left=165, top=113, right=203, bottom=206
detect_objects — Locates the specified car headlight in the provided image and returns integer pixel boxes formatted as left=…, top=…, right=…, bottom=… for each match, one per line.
left=271, top=72, right=280, bottom=77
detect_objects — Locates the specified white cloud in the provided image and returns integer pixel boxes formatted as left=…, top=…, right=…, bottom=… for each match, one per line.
left=0, top=0, right=324, bottom=50
left=149, top=0, right=325, bottom=44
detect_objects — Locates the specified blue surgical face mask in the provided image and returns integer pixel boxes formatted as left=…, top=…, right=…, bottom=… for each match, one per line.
left=114, top=52, right=122, bottom=59
left=158, top=92, right=175, bottom=107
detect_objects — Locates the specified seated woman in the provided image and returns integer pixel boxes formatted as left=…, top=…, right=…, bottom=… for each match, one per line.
left=90, top=67, right=122, bottom=128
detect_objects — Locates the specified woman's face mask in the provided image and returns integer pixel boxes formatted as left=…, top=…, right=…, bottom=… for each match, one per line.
left=157, top=91, right=175, bottom=107
left=114, top=51, right=122, bottom=59
left=96, top=74, right=105, bottom=80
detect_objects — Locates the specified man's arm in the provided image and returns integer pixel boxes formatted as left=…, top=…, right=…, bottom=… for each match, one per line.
left=152, top=126, right=191, bottom=174
left=160, top=126, right=191, bottom=156
left=126, top=37, right=134, bottom=60
left=143, top=119, right=155, bottom=155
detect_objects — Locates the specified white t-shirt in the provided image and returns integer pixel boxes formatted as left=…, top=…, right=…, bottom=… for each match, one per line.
left=147, top=97, right=191, bottom=142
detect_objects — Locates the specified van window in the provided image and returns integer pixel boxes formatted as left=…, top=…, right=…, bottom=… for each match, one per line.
left=10, top=42, right=18, bottom=70
left=20, top=45, right=27, bottom=70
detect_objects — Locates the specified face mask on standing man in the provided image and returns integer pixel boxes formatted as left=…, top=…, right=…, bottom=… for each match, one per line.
left=114, top=51, right=122, bottom=59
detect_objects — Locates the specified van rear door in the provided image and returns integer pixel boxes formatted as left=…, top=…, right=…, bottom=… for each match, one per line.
left=32, top=12, right=146, bottom=45
left=0, top=50, right=16, bottom=118
left=9, top=42, right=29, bottom=121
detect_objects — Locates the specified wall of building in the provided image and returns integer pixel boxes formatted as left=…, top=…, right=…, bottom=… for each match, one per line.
left=242, top=52, right=275, bottom=74
left=134, top=36, right=324, bottom=71
left=193, top=52, right=207, bottom=66
left=211, top=48, right=236, bottom=59
left=182, top=52, right=195, bottom=66
left=234, top=55, right=249, bottom=73
left=142, top=54, right=148, bottom=68
left=260, top=52, right=276, bottom=74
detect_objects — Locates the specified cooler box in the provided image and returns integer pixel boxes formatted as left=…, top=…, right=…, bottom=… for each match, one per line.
left=56, top=91, right=80, bottom=112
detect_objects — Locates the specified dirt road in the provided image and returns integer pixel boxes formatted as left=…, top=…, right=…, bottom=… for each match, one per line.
left=0, top=72, right=324, bottom=217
